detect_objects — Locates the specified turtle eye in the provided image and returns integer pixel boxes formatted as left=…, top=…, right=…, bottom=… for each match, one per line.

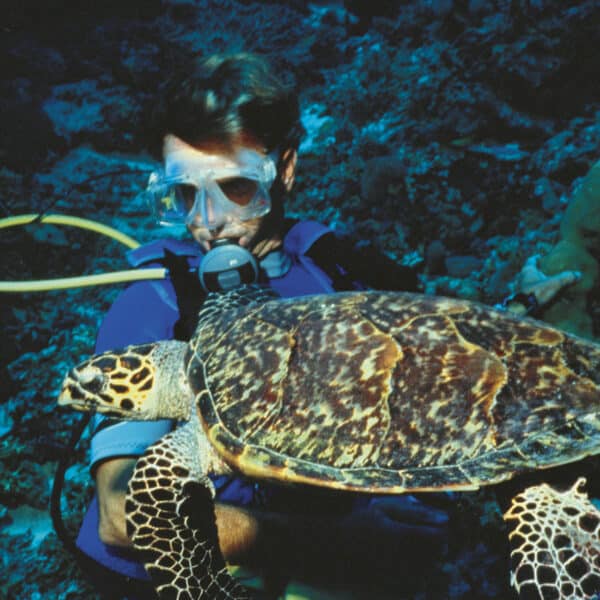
left=78, top=365, right=106, bottom=393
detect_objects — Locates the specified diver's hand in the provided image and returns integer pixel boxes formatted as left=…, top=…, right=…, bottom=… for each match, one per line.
left=348, top=495, right=448, bottom=546
left=366, top=494, right=449, bottom=532
left=247, top=236, right=282, bottom=258
left=334, top=495, right=448, bottom=582
left=222, top=495, right=448, bottom=592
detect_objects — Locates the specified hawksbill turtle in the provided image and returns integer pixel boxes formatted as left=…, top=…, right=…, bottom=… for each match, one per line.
left=58, top=287, right=600, bottom=599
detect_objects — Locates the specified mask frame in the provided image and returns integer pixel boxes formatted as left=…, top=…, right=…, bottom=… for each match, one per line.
left=143, top=149, right=278, bottom=228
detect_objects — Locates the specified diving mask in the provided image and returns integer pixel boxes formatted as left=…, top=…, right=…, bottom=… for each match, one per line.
left=143, top=147, right=277, bottom=228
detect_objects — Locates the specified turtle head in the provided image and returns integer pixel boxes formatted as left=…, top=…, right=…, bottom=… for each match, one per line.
left=58, top=340, right=192, bottom=421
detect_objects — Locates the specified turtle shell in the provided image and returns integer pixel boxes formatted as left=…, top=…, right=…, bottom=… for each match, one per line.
left=186, top=292, right=600, bottom=493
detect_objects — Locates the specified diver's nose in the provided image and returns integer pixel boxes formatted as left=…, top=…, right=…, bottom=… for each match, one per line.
left=204, top=195, right=234, bottom=230
left=205, top=196, right=216, bottom=225
left=208, top=224, right=225, bottom=238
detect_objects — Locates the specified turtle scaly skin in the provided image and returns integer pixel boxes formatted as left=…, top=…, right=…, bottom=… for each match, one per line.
left=505, top=477, right=600, bottom=598
left=126, top=416, right=252, bottom=600
left=59, top=289, right=600, bottom=599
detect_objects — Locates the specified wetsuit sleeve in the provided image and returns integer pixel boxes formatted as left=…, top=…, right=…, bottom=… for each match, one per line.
left=95, top=279, right=179, bottom=352
left=305, top=232, right=419, bottom=292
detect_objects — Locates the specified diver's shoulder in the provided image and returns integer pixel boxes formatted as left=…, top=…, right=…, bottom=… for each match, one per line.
left=283, top=219, right=333, bottom=255
left=126, top=238, right=202, bottom=268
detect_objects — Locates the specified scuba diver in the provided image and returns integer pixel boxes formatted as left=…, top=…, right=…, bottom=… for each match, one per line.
left=74, top=52, right=450, bottom=598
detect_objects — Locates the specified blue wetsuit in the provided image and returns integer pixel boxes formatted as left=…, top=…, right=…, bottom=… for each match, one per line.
left=76, top=220, right=419, bottom=583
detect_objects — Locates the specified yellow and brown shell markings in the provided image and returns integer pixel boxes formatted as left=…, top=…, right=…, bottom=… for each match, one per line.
left=188, top=291, right=599, bottom=493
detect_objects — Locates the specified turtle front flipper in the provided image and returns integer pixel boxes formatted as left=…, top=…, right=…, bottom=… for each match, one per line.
left=504, top=478, right=600, bottom=599
left=126, top=418, right=257, bottom=599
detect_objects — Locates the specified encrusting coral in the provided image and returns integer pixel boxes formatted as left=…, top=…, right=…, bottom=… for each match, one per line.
left=539, top=159, right=600, bottom=338
left=512, top=254, right=581, bottom=314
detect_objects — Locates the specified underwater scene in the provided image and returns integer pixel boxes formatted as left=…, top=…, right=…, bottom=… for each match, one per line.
left=1, top=0, right=599, bottom=598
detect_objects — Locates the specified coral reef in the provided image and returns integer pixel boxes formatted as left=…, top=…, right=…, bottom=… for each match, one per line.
left=2, top=0, right=600, bottom=597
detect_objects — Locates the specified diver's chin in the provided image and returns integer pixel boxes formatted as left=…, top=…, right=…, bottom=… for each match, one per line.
left=209, top=234, right=238, bottom=245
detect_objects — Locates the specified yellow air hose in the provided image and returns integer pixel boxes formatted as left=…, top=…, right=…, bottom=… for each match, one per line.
left=0, top=213, right=167, bottom=292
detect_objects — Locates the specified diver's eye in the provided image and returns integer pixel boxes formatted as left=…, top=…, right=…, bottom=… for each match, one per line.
left=217, top=177, right=258, bottom=206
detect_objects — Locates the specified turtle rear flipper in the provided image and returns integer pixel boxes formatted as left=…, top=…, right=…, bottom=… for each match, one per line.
left=126, top=419, right=257, bottom=599
left=504, top=478, right=600, bottom=599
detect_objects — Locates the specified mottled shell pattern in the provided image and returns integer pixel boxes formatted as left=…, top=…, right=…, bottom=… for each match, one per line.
left=186, top=291, right=600, bottom=493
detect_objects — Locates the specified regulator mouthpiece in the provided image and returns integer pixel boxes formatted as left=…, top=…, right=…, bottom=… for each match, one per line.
left=198, top=239, right=258, bottom=292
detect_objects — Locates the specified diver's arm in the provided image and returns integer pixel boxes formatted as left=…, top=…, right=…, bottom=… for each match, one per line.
left=305, top=232, right=420, bottom=292
left=95, top=457, right=260, bottom=558
left=95, top=457, right=135, bottom=546
left=95, top=457, right=446, bottom=578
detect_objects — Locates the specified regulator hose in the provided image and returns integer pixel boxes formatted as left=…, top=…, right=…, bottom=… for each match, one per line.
left=0, top=213, right=167, bottom=292
left=1, top=212, right=164, bottom=570
left=0, top=213, right=142, bottom=248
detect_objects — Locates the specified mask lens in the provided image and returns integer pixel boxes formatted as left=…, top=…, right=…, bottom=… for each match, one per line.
left=173, top=183, right=198, bottom=211
left=217, top=177, right=259, bottom=207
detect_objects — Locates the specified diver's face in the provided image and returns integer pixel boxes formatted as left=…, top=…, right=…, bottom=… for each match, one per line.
left=162, top=134, right=274, bottom=255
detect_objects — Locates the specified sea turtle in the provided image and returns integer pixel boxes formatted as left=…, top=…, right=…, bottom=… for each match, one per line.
left=58, top=286, right=600, bottom=599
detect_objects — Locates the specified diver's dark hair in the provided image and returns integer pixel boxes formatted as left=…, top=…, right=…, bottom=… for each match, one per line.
left=148, top=53, right=303, bottom=158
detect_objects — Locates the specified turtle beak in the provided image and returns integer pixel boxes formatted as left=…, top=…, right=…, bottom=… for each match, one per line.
left=57, top=365, right=106, bottom=412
